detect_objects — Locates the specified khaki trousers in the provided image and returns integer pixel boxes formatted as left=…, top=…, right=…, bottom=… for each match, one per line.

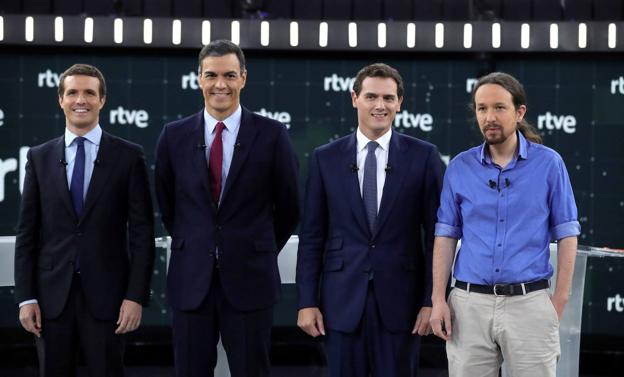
left=446, top=287, right=560, bottom=377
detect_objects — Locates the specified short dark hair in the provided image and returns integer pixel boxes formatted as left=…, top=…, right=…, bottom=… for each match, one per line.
left=198, top=39, right=246, bottom=72
left=471, top=72, right=543, bottom=144
left=57, top=63, right=106, bottom=98
left=352, top=63, right=404, bottom=99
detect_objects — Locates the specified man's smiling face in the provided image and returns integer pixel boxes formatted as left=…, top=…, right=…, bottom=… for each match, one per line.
left=198, top=53, right=247, bottom=121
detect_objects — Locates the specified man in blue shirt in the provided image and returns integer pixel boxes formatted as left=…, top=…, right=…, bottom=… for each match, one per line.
left=430, top=72, right=580, bottom=377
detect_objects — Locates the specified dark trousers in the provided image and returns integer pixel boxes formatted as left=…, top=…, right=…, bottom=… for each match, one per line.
left=36, top=274, right=124, bottom=377
left=325, top=283, right=421, bottom=377
left=172, top=270, right=273, bottom=377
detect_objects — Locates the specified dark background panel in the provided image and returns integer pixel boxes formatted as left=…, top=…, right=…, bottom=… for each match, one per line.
left=1, top=51, right=624, bottom=346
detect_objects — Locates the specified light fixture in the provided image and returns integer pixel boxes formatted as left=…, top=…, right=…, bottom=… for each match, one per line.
left=578, top=23, right=587, bottom=49
left=84, top=17, right=94, bottom=43
left=114, top=18, right=123, bottom=44
left=377, top=23, right=386, bottom=48
left=231, top=21, right=240, bottom=45
left=549, top=23, right=558, bottom=49
left=319, top=22, right=328, bottom=47
left=348, top=22, right=357, bottom=48
left=463, top=23, right=472, bottom=49
left=54, top=17, right=63, bottom=42
left=202, top=20, right=211, bottom=45
left=289, top=21, right=298, bottom=47
left=172, top=19, right=181, bottom=45
left=435, top=23, right=444, bottom=48
left=25, top=16, right=34, bottom=42
left=260, top=21, right=269, bottom=46
left=492, top=23, right=501, bottom=48
left=143, top=19, right=153, bottom=44
left=521, top=23, right=530, bottom=49
left=407, top=23, right=416, bottom=48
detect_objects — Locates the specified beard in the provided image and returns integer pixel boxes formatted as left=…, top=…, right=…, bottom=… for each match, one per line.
left=482, top=124, right=508, bottom=145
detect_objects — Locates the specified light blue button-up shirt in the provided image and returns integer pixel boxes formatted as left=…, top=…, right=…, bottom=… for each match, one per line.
left=203, top=106, right=242, bottom=201
left=435, top=131, right=581, bottom=285
left=65, top=125, right=101, bottom=199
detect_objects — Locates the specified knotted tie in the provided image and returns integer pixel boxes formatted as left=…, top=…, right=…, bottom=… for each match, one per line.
left=209, top=122, right=225, bottom=203
left=362, top=141, right=379, bottom=233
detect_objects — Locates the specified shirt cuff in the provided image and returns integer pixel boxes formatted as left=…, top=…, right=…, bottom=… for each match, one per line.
left=551, top=221, right=581, bottom=241
left=435, top=222, right=462, bottom=239
left=19, top=299, right=38, bottom=308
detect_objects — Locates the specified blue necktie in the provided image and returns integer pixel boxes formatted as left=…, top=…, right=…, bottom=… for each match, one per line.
left=362, top=141, right=379, bottom=233
left=70, top=137, right=86, bottom=218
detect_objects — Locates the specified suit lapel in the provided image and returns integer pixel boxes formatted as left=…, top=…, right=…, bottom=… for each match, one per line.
left=53, top=136, right=78, bottom=220
left=220, top=107, right=258, bottom=207
left=81, top=132, right=119, bottom=221
left=342, top=134, right=371, bottom=237
left=374, top=132, right=408, bottom=238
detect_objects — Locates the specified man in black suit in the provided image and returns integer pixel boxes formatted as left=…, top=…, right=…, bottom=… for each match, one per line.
left=155, top=40, right=300, bottom=377
left=14, top=63, right=155, bottom=377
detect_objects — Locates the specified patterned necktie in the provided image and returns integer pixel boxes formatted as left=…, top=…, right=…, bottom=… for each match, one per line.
left=70, top=137, right=86, bottom=217
left=362, top=141, right=379, bottom=233
left=209, top=122, right=225, bottom=203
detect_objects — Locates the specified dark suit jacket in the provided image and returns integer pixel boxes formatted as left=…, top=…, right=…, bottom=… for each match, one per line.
left=14, top=131, right=155, bottom=321
left=154, top=107, right=300, bottom=312
left=296, top=132, right=442, bottom=333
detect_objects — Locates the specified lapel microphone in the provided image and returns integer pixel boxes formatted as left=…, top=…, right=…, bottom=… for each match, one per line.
left=350, top=164, right=359, bottom=172
left=505, top=178, right=511, bottom=187
left=488, top=180, right=497, bottom=189
left=385, top=165, right=392, bottom=172
left=94, top=159, right=101, bottom=166
left=196, top=143, right=207, bottom=150
left=59, top=159, right=68, bottom=167
left=235, top=142, right=242, bottom=149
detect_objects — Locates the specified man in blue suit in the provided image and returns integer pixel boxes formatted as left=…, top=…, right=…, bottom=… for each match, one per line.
left=155, top=40, right=300, bottom=377
left=296, top=63, right=442, bottom=377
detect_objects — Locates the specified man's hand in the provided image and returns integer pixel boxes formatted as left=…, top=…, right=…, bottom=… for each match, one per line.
left=19, top=303, right=42, bottom=337
left=297, top=307, right=325, bottom=337
left=412, top=306, right=432, bottom=336
left=429, top=300, right=452, bottom=341
left=550, top=294, right=568, bottom=321
left=115, top=299, right=142, bottom=334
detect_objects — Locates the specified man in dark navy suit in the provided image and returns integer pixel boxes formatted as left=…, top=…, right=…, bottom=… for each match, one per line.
left=296, top=63, right=442, bottom=377
left=155, top=40, right=299, bottom=377
left=14, top=63, right=155, bottom=377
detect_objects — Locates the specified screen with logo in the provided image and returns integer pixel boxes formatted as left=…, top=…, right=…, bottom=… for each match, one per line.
left=0, top=49, right=622, bottom=335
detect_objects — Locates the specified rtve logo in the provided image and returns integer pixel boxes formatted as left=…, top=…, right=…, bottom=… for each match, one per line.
left=323, top=74, right=355, bottom=92
left=466, top=78, right=477, bottom=93
left=181, top=72, right=200, bottom=90
left=255, top=109, right=291, bottom=129
left=110, top=106, right=149, bottom=128
left=537, top=112, right=577, bottom=134
left=0, top=147, right=29, bottom=203
left=610, top=76, right=624, bottom=95
left=607, top=294, right=624, bottom=312
left=394, top=110, right=433, bottom=132
left=38, top=69, right=61, bottom=88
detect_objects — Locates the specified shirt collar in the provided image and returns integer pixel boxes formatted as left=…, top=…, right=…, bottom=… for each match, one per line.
left=356, top=127, right=392, bottom=153
left=479, top=129, right=528, bottom=164
left=65, top=125, right=102, bottom=147
left=204, top=106, right=242, bottom=135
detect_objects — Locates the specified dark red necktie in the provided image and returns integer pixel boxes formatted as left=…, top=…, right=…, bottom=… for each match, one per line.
left=209, top=122, right=225, bottom=203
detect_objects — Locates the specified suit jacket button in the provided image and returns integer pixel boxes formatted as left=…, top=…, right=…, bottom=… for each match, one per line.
left=369, top=243, right=375, bottom=249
